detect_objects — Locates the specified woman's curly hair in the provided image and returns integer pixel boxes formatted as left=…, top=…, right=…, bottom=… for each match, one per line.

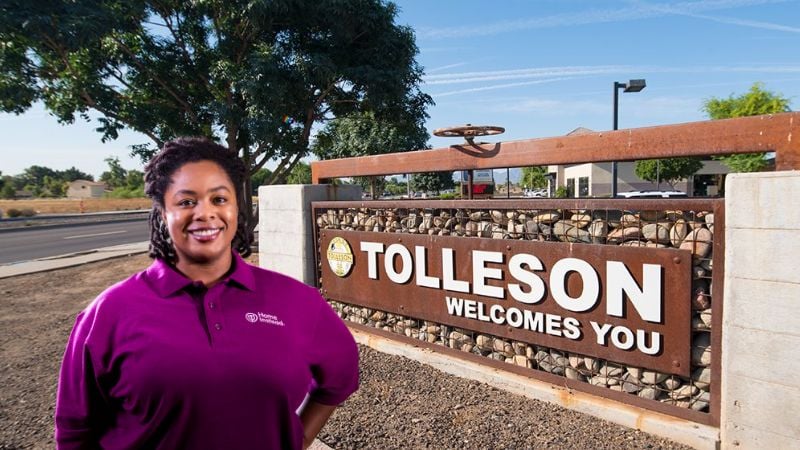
left=144, top=137, right=253, bottom=264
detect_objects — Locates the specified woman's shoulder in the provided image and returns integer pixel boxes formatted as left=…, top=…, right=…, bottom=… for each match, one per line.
left=84, top=269, right=150, bottom=314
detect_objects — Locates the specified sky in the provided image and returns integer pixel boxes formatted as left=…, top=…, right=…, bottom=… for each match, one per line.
left=2, top=0, right=799, bottom=179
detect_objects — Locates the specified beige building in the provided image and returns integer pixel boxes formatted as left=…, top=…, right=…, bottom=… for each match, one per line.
left=67, top=180, right=107, bottom=198
left=546, top=127, right=730, bottom=197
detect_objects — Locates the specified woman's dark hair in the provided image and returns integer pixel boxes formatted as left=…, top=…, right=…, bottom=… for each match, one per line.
left=144, top=137, right=252, bottom=264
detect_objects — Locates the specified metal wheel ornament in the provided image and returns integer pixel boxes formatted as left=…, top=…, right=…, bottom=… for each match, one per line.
left=433, top=124, right=505, bottom=144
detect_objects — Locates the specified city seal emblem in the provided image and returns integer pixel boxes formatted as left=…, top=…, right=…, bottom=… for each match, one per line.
left=326, top=237, right=354, bottom=277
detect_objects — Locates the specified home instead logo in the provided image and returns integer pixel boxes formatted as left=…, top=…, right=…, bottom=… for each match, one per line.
left=245, top=312, right=285, bottom=326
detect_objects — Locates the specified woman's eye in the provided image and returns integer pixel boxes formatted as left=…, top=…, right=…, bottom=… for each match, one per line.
left=214, top=196, right=228, bottom=204
left=178, top=199, right=195, bottom=207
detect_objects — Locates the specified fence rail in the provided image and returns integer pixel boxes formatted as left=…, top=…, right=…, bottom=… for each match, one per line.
left=311, top=112, right=800, bottom=183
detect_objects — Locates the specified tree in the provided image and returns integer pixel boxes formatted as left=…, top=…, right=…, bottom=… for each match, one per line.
left=1, top=0, right=431, bottom=225
left=702, top=82, right=792, bottom=172
left=250, top=168, right=273, bottom=195
left=100, top=157, right=128, bottom=189
left=520, top=166, right=548, bottom=190
left=313, top=111, right=431, bottom=197
left=634, top=158, right=703, bottom=189
left=1, top=182, right=15, bottom=199
left=287, top=162, right=311, bottom=185
left=43, top=175, right=66, bottom=197
left=411, top=172, right=454, bottom=194
left=60, top=167, right=94, bottom=182
left=20, top=165, right=57, bottom=189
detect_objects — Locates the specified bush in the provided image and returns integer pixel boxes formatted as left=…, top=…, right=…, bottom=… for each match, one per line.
left=8, top=208, right=37, bottom=217
left=555, top=186, right=569, bottom=198
left=105, top=187, right=146, bottom=198
left=438, top=192, right=457, bottom=199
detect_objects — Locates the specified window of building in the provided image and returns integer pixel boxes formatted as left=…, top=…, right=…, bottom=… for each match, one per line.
left=566, top=178, right=575, bottom=198
left=578, top=177, right=589, bottom=197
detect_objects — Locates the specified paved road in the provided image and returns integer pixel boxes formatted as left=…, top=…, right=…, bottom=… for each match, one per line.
left=0, top=219, right=149, bottom=265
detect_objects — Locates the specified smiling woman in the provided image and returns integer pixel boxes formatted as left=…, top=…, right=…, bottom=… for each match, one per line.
left=161, top=160, right=240, bottom=284
left=54, top=138, right=359, bottom=450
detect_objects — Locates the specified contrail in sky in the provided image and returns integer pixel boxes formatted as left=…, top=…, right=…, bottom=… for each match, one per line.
left=417, top=0, right=794, bottom=38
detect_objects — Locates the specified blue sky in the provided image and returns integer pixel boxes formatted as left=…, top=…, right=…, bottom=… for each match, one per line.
left=2, top=0, right=799, bottom=178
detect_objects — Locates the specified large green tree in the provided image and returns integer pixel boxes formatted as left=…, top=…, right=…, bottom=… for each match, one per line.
left=1, top=0, right=431, bottom=222
left=410, top=172, right=453, bottom=194
left=634, top=158, right=703, bottom=189
left=312, top=111, right=431, bottom=196
left=520, top=166, right=547, bottom=190
left=702, top=82, right=792, bottom=172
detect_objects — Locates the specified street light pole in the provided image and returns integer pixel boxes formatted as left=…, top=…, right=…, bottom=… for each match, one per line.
left=611, top=79, right=646, bottom=197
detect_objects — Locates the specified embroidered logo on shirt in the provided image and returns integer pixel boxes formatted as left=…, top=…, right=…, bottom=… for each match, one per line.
left=245, top=312, right=285, bottom=326
left=326, top=236, right=354, bottom=277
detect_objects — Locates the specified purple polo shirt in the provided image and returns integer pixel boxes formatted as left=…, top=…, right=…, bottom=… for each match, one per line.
left=55, top=253, right=359, bottom=449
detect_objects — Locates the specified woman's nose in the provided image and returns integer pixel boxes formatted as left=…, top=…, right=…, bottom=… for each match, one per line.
left=194, top=201, right=217, bottom=220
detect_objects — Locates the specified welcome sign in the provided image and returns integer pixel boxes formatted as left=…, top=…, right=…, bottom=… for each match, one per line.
left=320, top=230, right=692, bottom=376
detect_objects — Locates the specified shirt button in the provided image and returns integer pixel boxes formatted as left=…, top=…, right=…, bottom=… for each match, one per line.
left=214, top=323, right=222, bottom=331
left=209, top=302, right=216, bottom=310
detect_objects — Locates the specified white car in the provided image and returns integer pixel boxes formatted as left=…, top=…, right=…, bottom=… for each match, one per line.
left=618, top=190, right=687, bottom=198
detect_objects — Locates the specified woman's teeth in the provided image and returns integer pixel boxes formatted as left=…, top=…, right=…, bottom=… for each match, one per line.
left=191, top=228, right=220, bottom=236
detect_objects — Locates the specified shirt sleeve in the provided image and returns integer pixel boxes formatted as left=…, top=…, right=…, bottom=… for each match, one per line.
left=55, top=307, right=110, bottom=449
left=307, top=293, right=359, bottom=406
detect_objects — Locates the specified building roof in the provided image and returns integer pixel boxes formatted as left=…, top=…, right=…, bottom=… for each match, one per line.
left=566, top=127, right=596, bottom=136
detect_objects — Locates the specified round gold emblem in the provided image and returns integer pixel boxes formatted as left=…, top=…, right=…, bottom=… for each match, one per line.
left=326, top=237, right=354, bottom=277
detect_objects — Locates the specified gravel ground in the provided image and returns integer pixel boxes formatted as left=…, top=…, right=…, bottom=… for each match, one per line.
left=0, top=255, right=692, bottom=449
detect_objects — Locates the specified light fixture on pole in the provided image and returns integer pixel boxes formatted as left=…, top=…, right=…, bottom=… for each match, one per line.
left=611, top=79, right=646, bottom=197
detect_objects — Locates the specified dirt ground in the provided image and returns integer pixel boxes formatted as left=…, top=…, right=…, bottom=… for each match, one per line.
left=0, top=254, right=691, bottom=449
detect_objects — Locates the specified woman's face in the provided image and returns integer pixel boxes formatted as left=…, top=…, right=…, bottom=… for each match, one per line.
left=162, top=160, right=238, bottom=267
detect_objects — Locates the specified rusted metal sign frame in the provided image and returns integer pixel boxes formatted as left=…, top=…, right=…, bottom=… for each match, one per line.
left=311, top=112, right=800, bottom=183
left=319, top=229, right=692, bottom=375
left=311, top=198, right=724, bottom=427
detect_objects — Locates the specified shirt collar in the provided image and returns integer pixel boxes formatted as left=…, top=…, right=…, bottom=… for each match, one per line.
left=146, top=251, right=256, bottom=297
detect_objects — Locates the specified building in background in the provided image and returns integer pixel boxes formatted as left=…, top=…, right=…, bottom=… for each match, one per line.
left=67, top=180, right=107, bottom=198
left=546, top=128, right=731, bottom=197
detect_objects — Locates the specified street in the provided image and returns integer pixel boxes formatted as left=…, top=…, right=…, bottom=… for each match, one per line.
left=0, top=219, right=149, bottom=265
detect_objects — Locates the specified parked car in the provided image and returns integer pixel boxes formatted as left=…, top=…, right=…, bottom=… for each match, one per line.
left=524, top=188, right=548, bottom=198
left=618, top=190, right=687, bottom=198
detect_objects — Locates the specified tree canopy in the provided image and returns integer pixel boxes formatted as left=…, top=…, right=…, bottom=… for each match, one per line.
left=312, top=110, right=431, bottom=195
left=634, top=158, right=703, bottom=189
left=702, top=82, right=792, bottom=172
left=520, top=166, right=548, bottom=190
left=1, top=0, right=431, bottom=216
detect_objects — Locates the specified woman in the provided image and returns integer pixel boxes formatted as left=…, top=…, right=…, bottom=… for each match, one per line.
left=55, top=138, right=359, bottom=449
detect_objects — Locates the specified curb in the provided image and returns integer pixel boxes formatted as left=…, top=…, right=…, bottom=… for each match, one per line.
left=0, top=242, right=150, bottom=279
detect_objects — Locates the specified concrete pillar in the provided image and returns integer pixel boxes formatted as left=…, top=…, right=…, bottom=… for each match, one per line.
left=258, top=184, right=361, bottom=285
left=722, top=171, right=800, bottom=449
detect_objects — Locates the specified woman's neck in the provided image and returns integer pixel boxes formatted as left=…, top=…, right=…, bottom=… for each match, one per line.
left=175, top=252, right=233, bottom=287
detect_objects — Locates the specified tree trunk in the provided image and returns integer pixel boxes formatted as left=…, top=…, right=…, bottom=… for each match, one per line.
left=241, top=146, right=256, bottom=232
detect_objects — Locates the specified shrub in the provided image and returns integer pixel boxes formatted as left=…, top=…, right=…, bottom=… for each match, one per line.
left=105, top=186, right=146, bottom=199
left=21, top=208, right=36, bottom=217
left=438, top=192, right=457, bottom=200
left=7, top=208, right=21, bottom=217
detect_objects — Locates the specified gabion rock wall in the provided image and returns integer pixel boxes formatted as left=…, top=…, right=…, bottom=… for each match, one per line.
left=317, top=205, right=716, bottom=413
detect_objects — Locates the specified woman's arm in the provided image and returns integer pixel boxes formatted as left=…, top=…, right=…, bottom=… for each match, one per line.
left=299, top=401, right=338, bottom=449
